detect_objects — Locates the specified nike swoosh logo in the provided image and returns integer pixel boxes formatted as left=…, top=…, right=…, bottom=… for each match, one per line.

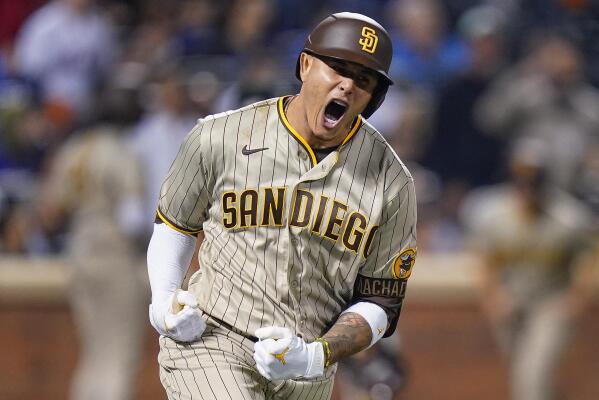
left=242, top=145, right=269, bottom=155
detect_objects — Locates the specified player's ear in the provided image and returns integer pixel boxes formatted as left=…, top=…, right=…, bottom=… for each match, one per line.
left=299, top=52, right=313, bottom=82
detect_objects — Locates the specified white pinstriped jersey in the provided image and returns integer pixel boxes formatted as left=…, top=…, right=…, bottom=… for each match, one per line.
left=157, top=96, right=417, bottom=341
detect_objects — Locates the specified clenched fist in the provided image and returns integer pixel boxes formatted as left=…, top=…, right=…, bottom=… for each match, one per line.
left=149, top=289, right=206, bottom=342
left=253, top=327, right=324, bottom=380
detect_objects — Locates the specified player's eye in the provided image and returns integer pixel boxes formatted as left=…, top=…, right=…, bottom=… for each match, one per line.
left=355, top=72, right=376, bottom=90
left=356, top=74, right=371, bottom=86
left=331, top=63, right=350, bottom=76
left=324, top=59, right=376, bottom=90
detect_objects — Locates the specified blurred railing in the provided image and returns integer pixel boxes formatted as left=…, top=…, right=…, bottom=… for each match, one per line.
left=1, top=252, right=597, bottom=305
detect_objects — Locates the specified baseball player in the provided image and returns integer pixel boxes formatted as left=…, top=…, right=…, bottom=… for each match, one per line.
left=463, top=138, right=597, bottom=400
left=147, top=12, right=417, bottom=400
left=41, top=125, right=147, bottom=400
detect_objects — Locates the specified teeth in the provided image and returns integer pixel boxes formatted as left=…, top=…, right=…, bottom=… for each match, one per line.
left=333, top=99, right=348, bottom=108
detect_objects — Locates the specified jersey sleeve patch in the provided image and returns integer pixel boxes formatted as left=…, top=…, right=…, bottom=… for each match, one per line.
left=391, top=248, right=417, bottom=280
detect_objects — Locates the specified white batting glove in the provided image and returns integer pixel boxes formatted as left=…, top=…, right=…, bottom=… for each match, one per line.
left=253, top=327, right=325, bottom=381
left=149, top=289, right=206, bottom=342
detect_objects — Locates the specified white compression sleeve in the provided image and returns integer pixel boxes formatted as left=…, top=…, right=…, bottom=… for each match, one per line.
left=147, top=223, right=197, bottom=331
left=340, top=302, right=388, bottom=348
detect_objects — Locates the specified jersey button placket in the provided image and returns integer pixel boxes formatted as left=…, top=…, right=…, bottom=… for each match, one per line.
left=298, top=151, right=312, bottom=175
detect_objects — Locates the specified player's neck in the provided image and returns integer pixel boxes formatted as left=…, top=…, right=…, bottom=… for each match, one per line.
left=286, top=94, right=348, bottom=149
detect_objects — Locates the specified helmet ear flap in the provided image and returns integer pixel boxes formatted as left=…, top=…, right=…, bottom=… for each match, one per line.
left=362, top=82, right=389, bottom=119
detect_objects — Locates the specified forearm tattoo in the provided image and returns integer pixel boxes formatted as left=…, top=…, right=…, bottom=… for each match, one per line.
left=322, top=312, right=372, bottom=364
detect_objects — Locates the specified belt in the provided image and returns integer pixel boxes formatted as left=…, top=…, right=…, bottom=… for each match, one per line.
left=206, top=313, right=259, bottom=343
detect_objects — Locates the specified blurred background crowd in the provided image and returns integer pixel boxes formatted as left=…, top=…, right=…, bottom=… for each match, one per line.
left=0, top=0, right=598, bottom=400
left=1, top=0, right=598, bottom=254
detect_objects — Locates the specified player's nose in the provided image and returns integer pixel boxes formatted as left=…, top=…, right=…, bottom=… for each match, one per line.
left=337, top=75, right=355, bottom=95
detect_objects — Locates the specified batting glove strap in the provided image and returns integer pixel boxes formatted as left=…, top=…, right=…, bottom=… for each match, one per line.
left=253, top=327, right=325, bottom=380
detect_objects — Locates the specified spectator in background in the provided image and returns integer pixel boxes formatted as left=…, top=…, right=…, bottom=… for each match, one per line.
left=273, top=0, right=326, bottom=32
left=0, top=104, right=56, bottom=173
left=475, top=33, right=599, bottom=192
left=462, top=138, right=597, bottom=400
left=0, top=6, right=46, bottom=177
left=129, top=67, right=197, bottom=231
left=121, top=2, right=176, bottom=67
left=490, top=0, right=599, bottom=86
left=417, top=4, right=509, bottom=250
left=222, top=0, right=275, bottom=59
left=387, top=0, right=469, bottom=91
left=0, top=104, right=61, bottom=254
left=172, top=0, right=220, bottom=57
left=323, top=0, right=391, bottom=24
left=0, top=0, right=43, bottom=50
left=572, top=138, right=599, bottom=218
left=38, top=85, right=147, bottom=399
left=13, top=0, right=117, bottom=124
left=424, top=5, right=508, bottom=190
left=213, top=50, right=284, bottom=112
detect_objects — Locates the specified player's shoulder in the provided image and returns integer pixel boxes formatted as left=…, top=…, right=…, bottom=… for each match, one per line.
left=182, top=98, right=279, bottom=154
left=359, top=118, right=414, bottom=187
left=200, top=97, right=278, bottom=125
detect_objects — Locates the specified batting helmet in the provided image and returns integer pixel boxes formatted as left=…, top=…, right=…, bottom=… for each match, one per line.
left=296, top=12, right=394, bottom=118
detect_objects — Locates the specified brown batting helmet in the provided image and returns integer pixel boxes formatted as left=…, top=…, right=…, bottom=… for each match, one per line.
left=296, top=12, right=394, bottom=118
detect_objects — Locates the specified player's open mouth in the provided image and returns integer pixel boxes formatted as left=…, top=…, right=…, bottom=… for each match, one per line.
left=323, top=99, right=348, bottom=129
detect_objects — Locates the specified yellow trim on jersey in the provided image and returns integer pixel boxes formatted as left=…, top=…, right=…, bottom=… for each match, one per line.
left=341, top=116, right=362, bottom=146
left=156, top=208, right=201, bottom=235
left=278, top=96, right=317, bottom=166
left=277, top=96, right=363, bottom=166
